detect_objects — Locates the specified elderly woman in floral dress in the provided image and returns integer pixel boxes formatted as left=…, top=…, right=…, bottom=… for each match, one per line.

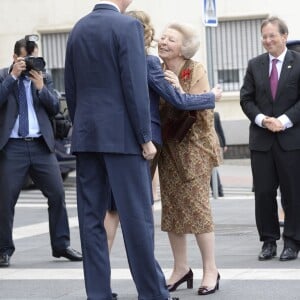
left=158, top=22, right=221, bottom=296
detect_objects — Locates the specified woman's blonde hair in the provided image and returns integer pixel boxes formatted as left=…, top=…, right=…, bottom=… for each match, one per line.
left=164, top=22, right=200, bottom=59
left=126, top=10, right=155, bottom=53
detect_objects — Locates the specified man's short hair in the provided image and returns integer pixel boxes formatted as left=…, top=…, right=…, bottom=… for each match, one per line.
left=14, top=39, right=26, bottom=56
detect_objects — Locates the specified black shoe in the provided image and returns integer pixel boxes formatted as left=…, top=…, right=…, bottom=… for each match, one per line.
left=218, top=191, right=224, bottom=197
left=52, top=246, right=82, bottom=261
left=0, top=253, right=10, bottom=267
left=112, top=292, right=118, bottom=300
left=167, top=268, right=193, bottom=292
left=198, top=273, right=220, bottom=296
left=279, top=247, right=299, bottom=261
left=258, top=242, right=277, bottom=261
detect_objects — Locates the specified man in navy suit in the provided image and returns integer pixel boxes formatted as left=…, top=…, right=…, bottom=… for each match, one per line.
left=64, top=1, right=174, bottom=299
left=0, top=39, right=82, bottom=268
left=241, top=17, right=300, bottom=262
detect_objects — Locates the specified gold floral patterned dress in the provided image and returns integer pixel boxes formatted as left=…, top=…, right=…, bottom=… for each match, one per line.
left=158, top=59, right=221, bottom=234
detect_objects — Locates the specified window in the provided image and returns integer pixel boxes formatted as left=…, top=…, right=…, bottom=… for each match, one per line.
left=50, top=68, right=65, bottom=93
left=205, top=17, right=265, bottom=91
left=41, top=32, right=69, bottom=93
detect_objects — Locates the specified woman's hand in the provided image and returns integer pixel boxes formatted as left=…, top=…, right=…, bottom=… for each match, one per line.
left=211, top=84, right=222, bottom=101
left=164, top=70, right=184, bottom=93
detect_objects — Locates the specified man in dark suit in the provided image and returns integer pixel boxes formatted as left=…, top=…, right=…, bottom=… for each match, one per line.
left=64, top=1, right=173, bottom=299
left=240, top=16, right=300, bottom=261
left=0, top=38, right=82, bottom=268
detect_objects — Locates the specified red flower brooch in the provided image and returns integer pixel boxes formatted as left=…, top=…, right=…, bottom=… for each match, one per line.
left=180, top=68, right=191, bottom=81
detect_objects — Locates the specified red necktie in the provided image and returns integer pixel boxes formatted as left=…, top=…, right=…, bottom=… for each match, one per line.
left=270, top=58, right=278, bottom=100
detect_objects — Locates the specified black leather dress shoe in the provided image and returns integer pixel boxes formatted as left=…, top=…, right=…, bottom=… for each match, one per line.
left=279, top=247, right=299, bottom=261
left=258, top=242, right=277, bottom=261
left=52, top=247, right=82, bottom=261
left=112, top=292, right=118, bottom=300
left=0, top=253, right=10, bottom=267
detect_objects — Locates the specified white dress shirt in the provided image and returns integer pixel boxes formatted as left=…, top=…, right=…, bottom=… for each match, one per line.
left=10, top=76, right=41, bottom=138
left=255, top=47, right=293, bottom=130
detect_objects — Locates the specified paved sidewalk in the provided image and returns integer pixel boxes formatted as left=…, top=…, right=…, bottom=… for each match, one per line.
left=1, top=159, right=300, bottom=300
left=218, top=158, right=252, bottom=188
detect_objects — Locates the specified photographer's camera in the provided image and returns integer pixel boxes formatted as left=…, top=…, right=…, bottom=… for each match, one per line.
left=23, top=34, right=46, bottom=76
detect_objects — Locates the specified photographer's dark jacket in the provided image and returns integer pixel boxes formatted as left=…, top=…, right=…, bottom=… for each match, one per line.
left=0, top=68, right=59, bottom=151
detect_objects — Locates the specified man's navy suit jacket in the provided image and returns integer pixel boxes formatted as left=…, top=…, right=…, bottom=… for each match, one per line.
left=0, top=68, right=59, bottom=151
left=65, top=4, right=151, bottom=155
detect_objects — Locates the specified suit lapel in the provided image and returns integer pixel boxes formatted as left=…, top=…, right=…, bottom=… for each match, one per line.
left=260, top=54, right=272, bottom=100
left=13, top=80, right=19, bottom=106
left=31, top=82, right=39, bottom=109
left=276, top=50, right=294, bottom=100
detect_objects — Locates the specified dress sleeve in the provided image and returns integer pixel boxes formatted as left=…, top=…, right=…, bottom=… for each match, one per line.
left=189, top=63, right=210, bottom=94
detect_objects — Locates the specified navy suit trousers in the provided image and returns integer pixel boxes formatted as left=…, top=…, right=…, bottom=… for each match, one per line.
left=76, top=152, right=169, bottom=300
left=0, top=138, right=70, bottom=255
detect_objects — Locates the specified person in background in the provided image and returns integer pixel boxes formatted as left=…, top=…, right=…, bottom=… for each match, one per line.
left=158, top=22, right=221, bottom=296
left=240, top=16, right=300, bottom=262
left=210, top=111, right=227, bottom=197
left=0, top=38, right=82, bottom=268
left=64, top=1, right=180, bottom=299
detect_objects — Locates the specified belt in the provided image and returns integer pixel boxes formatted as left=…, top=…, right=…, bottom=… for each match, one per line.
left=23, top=137, right=41, bottom=141
left=11, top=137, right=42, bottom=142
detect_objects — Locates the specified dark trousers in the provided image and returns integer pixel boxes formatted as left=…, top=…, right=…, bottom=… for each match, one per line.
left=76, top=152, right=169, bottom=300
left=251, top=140, right=300, bottom=249
left=0, top=138, right=70, bottom=255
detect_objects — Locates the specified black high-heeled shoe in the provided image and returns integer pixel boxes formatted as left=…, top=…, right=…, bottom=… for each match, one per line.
left=197, top=273, right=220, bottom=296
left=167, top=268, right=193, bottom=292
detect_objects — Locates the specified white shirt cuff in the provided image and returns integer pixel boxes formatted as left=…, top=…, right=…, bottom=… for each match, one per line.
left=255, top=114, right=266, bottom=127
left=278, top=114, right=293, bottom=129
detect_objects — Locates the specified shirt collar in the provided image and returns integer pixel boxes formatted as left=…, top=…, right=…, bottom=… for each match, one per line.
left=269, top=47, right=287, bottom=63
left=98, top=1, right=120, bottom=12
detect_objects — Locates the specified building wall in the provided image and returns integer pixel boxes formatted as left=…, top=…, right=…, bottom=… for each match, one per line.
left=1, top=0, right=299, bottom=148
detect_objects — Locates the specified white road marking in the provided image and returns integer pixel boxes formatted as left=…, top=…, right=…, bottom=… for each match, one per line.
left=16, top=204, right=77, bottom=208
left=1, top=268, right=300, bottom=280
left=13, top=217, right=79, bottom=240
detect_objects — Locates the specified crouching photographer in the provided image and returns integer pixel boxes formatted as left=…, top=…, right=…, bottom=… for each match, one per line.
left=0, top=36, right=82, bottom=268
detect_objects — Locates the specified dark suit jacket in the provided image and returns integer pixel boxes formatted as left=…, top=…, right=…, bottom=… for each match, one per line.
left=0, top=68, right=59, bottom=151
left=64, top=4, right=151, bottom=155
left=147, top=55, right=215, bottom=145
left=240, top=50, right=300, bottom=151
